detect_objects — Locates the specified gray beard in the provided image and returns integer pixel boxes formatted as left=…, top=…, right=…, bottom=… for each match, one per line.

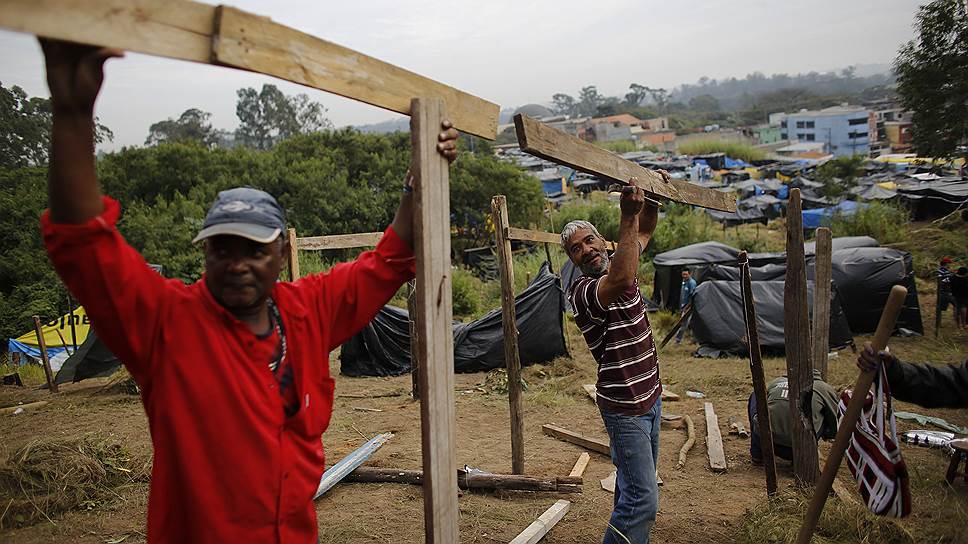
left=579, top=252, right=610, bottom=276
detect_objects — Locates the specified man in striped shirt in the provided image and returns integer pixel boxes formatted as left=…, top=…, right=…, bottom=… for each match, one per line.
left=562, top=180, right=661, bottom=544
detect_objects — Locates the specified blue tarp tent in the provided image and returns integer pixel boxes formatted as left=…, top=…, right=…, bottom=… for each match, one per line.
left=801, top=200, right=866, bottom=229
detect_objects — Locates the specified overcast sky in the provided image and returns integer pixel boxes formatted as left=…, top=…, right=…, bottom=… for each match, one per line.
left=0, top=0, right=924, bottom=150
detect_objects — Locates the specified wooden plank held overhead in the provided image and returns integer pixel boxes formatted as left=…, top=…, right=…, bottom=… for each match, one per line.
left=0, top=0, right=499, bottom=138
left=513, top=114, right=736, bottom=212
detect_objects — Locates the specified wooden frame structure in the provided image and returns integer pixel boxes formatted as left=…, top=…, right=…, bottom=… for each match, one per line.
left=1, top=3, right=501, bottom=541
left=489, top=197, right=619, bottom=475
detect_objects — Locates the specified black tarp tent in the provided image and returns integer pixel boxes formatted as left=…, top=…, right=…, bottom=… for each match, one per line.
left=53, top=331, right=120, bottom=384
left=690, top=280, right=854, bottom=357
left=897, top=179, right=968, bottom=220
left=340, top=262, right=568, bottom=376
left=685, top=245, right=923, bottom=337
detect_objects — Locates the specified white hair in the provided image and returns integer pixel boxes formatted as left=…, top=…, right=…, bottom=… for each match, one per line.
left=560, top=220, right=604, bottom=250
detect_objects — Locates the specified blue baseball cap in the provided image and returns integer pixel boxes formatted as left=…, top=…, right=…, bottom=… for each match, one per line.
left=192, top=187, right=286, bottom=244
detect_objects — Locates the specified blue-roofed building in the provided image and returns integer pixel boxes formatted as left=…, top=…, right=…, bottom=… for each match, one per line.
left=779, top=106, right=874, bottom=157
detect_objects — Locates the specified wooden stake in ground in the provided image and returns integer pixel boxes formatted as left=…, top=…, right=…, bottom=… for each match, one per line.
left=704, top=402, right=727, bottom=473
left=411, top=98, right=459, bottom=543
left=286, top=228, right=300, bottom=281
left=492, top=195, right=526, bottom=475
left=32, top=315, right=58, bottom=393
left=795, top=285, right=908, bottom=544
left=812, top=227, right=832, bottom=380
left=738, top=251, right=777, bottom=495
left=509, top=500, right=571, bottom=544
left=784, top=189, right=819, bottom=486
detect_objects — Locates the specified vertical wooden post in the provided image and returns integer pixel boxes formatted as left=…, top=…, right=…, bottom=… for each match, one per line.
left=812, top=228, right=832, bottom=380
left=411, top=98, right=459, bottom=543
left=407, top=281, right=420, bottom=400
left=784, top=189, right=819, bottom=486
left=738, top=251, right=777, bottom=496
left=491, top=195, right=525, bottom=475
left=795, top=285, right=908, bottom=544
left=287, top=227, right=300, bottom=281
left=32, top=315, right=58, bottom=393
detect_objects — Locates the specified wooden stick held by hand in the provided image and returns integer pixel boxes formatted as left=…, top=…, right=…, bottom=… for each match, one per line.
left=794, top=285, right=908, bottom=544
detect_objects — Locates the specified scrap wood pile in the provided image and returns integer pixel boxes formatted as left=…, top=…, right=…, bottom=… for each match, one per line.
left=0, top=435, right=151, bottom=529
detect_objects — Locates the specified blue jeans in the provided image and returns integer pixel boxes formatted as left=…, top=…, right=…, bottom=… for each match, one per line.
left=600, top=397, right=661, bottom=544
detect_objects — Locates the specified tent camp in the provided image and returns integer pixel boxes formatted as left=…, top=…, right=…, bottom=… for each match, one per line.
left=340, top=262, right=568, bottom=376
left=690, top=280, right=854, bottom=358
left=7, top=307, right=90, bottom=360
left=801, top=200, right=866, bottom=229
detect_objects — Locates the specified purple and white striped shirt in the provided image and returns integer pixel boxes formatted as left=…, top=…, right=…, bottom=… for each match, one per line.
left=569, top=275, right=660, bottom=415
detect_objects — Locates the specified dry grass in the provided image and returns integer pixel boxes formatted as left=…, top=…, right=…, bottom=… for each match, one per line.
left=741, top=490, right=914, bottom=544
left=0, top=435, right=151, bottom=530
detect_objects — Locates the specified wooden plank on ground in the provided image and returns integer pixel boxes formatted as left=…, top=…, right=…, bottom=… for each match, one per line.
left=313, top=432, right=392, bottom=498
left=784, top=189, right=820, bottom=487
left=703, top=402, right=727, bottom=473
left=411, top=98, right=459, bottom=543
left=492, top=196, right=525, bottom=475
left=0, top=400, right=49, bottom=415
left=287, top=228, right=300, bottom=280
left=542, top=424, right=610, bottom=456
left=812, top=227, right=832, bottom=380
left=513, top=114, right=736, bottom=212
left=296, top=232, right=383, bottom=251
left=0, top=0, right=498, bottom=138
left=568, top=452, right=590, bottom=478
left=509, top=500, right=571, bottom=544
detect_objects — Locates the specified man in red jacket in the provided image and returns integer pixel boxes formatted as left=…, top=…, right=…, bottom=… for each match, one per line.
left=39, top=39, right=458, bottom=543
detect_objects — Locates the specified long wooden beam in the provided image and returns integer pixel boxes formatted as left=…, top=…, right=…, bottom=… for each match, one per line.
left=513, top=115, right=736, bottom=212
left=506, top=227, right=617, bottom=251
left=411, top=98, right=459, bottom=543
left=542, top=424, right=610, bottom=456
left=0, top=0, right=498, bottom=138
left=296, top=232, right=383, bottom=251
left=784, top=189, right=819, bottom=486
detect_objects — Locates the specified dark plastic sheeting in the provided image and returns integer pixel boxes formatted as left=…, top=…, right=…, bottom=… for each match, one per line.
left=690, top=280, right=854, bottom=357
left=339, top=262, right=568, bottom=377
left=53, top=331, right=120, bottom=384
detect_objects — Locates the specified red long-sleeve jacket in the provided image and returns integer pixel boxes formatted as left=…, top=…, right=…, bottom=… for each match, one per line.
left=42, top=197, right=415, bottom=543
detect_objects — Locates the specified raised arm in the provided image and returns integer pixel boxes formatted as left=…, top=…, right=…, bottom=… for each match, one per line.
left=388, top=121, right=459, bottom=249
left=41, top=39, right=123, bottom=223
left=597, top=182, right=645, bottom=308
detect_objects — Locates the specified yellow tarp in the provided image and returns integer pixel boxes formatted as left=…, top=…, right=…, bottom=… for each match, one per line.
left=877, top=181, right=897, bottom=190
left=14, top=307, right=90, bottom=349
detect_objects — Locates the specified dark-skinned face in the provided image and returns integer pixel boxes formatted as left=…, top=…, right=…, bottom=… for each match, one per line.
left=566, top=227, right=610, bottom=276
left=203, top=235, right=287, bottom=314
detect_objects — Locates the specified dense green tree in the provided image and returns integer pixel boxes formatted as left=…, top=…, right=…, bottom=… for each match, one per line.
left=895, top=0, right=968, bottom=162
left=145, top=108, right=218, bottom=147
left=624, top=83, right=649, bottom=108
left=551, top=93, right=578, bottom=116
left=577, top=86, right=604, bottom=117
left=235, top=84, right=332, bottom=149
left=0, top=82, right=112, bottom=168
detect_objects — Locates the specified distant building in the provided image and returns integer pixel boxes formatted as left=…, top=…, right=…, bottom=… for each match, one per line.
left=750, top=124, right=782, bottom=145
left=865, top=98, right=912, bottom=156
left=884, top=121, right=914, bottom=153
left=768, top=112, right=787, bottom=127
left=775, top=141, right=831, bottom=159
left=779, top=105, right=873, bottom=157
